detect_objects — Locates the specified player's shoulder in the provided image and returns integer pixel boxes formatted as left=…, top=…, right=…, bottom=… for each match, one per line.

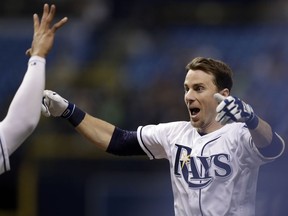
left=139, top=121, right=192, bottom=134
left=221, top=122, right=245, bottom=129
left=157, top=121, right=194, bottom=134
left=159, top=121, right=191, bottom=129
left=218, top=122, right=248, bottom=135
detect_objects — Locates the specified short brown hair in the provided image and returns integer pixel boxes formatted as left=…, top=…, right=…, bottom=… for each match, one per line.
left=185, top=57, right=233, bottom=92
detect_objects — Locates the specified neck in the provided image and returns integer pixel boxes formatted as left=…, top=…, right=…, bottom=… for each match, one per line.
left=196, top=121, right=224, bottom=134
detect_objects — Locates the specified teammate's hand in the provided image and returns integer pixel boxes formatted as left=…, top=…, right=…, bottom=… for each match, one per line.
left=41, top=90, right=69, bottom=117
left=26, top=4, right=68, bottom=58
left=214, top=93, right=259, bottom=129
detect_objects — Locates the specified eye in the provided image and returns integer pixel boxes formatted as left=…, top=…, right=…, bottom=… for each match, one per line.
left=195, top=85, right=205, bottom=92
left=184, top=86, right=189, bottom=93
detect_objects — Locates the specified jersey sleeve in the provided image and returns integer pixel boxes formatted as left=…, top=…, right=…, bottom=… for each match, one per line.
left=0, top=127, right=11, bottom=175
left=137, top=125, right=166, bottom=159
left=137, top=121, right=186, bottom=160
left=250, top=132, right=285, bottom=162
left=237, top=125, right=284, bottom=166
left=0, top=56, right=45, bottom=156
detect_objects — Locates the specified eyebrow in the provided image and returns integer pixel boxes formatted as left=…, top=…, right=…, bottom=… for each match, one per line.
left=184, top=82, right=205, bottom=87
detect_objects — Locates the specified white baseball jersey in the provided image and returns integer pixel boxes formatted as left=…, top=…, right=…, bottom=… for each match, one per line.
left=137, top=121, right=285, bottom=216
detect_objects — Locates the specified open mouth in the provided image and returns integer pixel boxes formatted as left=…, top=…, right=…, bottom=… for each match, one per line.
left=190, top=108, right=200, bottom=116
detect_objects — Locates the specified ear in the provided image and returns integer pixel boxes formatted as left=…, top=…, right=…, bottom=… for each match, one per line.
left=219, top=88, right=230, bottom=97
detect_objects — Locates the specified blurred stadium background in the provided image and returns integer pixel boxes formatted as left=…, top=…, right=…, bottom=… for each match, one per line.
left=1, top=0, right=288, bottom=215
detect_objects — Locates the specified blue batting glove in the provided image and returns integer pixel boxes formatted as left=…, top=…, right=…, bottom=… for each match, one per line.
left=214, top=93, right=259, bottom=129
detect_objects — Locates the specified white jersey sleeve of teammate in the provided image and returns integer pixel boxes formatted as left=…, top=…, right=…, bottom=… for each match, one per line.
left=0, top=130, right=10, bottom=174
left=137, top=121, right=284, bottom=216
left=0, top=56, right=45, bottom=175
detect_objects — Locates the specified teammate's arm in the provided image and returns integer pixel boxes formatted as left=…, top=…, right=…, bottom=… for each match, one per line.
left=0, top=4, right=67, bottom=156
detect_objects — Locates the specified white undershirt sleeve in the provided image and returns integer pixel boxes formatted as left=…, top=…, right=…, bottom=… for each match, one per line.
left=0, top=56, right=45, bottom=156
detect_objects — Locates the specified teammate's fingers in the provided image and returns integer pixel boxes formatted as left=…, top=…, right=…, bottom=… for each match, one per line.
left=41, top=4, right=49, bottom=22
left=46, top=4, right=56, bottom=24
left=51, top=17, right=68, bottom=33
left=214, top=93, right=226, bottom=103
left=33, top=13, right=40, bottom=32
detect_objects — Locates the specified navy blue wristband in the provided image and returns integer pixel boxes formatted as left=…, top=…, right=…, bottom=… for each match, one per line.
left=246, top=115, right=259, bottom=130
left=61, top=102, right=86, bottom=127
left=61, top=103, right=75, bottom=119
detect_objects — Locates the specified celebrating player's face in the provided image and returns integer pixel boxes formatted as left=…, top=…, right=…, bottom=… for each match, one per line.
left=184, top=69, right=221, bottom=133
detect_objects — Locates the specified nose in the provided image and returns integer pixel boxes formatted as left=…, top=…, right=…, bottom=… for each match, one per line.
left=184, top=89, right=196, bottom=102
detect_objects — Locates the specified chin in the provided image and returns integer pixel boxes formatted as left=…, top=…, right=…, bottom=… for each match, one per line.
left=190, top=120, right=200, bottom=128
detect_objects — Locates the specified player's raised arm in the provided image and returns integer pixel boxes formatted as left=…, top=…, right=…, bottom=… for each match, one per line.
left=0, top=4, right=68, bottom=157
left=214, top=93, right=285, bottom=156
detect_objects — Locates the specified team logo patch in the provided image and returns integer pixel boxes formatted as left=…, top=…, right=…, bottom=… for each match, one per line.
left=174, top=144, right=232, bottom=189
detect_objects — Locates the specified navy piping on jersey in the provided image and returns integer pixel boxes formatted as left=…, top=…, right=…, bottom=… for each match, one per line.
left=139, top=126, right=155, bottom=159
left=198, top=136, right=221, bottom=216
left=0, top=138, right=7, bottom=172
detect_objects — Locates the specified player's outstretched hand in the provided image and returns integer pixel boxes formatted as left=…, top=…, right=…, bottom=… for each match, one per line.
left=214, top=93, right=259, bottom=129
left=42, top=90, right=69, bottom=117
left=26, top=4, right=68, bottom=58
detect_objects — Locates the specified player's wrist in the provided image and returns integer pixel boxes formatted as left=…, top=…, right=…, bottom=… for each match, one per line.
left=61, top=102, right=86, bottom=127
left=245, top=114, right=259, bottom=130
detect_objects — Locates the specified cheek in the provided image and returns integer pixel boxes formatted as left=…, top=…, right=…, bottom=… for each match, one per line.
left=203, top=99, right=217, bottom=113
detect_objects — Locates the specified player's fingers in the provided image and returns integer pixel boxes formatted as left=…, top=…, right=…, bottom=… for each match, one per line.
left=217, top=113, right=233, bottom=125
left=216, top=112, right=227, bottom=124
left=43, top=90, right=57, bottom=102
left=45, top=90, right=64, bottom=104
left=216, top=100, right=231, bottom=113
left=41, top=99, right=51, bottom=117
left=216, top=96, right=235, bottom=113
left=226, top=100, right=237, bottom=112
left=215, top=112, right=224, bottom=122
left=43, top=96, right=51, bottom=107
left=43, top=89, right=52, bottom=97
left=45, top=90, right=56, bottom=99
left=214, top=93, right=226, bottom=103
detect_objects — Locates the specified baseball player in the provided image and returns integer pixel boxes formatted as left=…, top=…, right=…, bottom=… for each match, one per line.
left=42, top=57, right=285, bottom=216
left=0, top=4, right=67, bottom=175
